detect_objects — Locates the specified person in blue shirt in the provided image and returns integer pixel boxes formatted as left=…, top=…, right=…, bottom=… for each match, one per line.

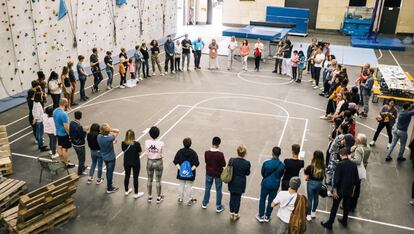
left=256, top=146, right=285, bottom=223
left=164, top=35, right=175, bottom=74
left=192, top=37, right=205, bottom=70
left=134, top=45, right=143, bottom=80
left=386, top=102, right=414, bottom=161
left=53, top=98, right=75, bottom=168
left=297, top=51, right=306, bottom=83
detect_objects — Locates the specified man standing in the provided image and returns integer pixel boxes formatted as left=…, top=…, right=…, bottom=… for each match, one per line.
left=181, top=34, right=192, bottom=71
left=53, top=98, right=75, bottom=168
left=201, top=137, right=226, bottom=213
left=104, top=51, right=114, bottom=90
left=321, top=148, right=359, bottom=230
left=134, top=45, right=143, bottom=80
left=90, top=48, right=103, bottom=93
left=257, top=146, right=285, bottom=223
left=227, top=36, right=238, bottom=70
left=360, top=68, right=374, bottom=118
left=76, top=55, right=88, bottom=102
left=385, top=102, right=414, bottom=161
left=69, top=111, right=89, bottom=176
left=164, top=35, right=175, bottom=74
left=281, top=144, right=304, bottom=191
left=312, top=47, right=325, bottom=89
left=193, top=37, right=205, bottom=70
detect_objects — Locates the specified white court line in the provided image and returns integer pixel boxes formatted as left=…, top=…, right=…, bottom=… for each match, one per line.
left=377, top=49, right=383, bottom=60
left=389, top=50, right=402, bottom=68
left=237, top=71, right=294, bottom=86
left=10, top=151, right=414, bottom=232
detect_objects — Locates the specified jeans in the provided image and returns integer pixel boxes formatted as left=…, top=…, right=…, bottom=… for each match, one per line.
left=386, top=129, right=408, bottom=159
left=373, top=121, right=393, bottom=143
left=182, top=53, right=191, bottom=69
left=362, top=93, right=371, bottom=114
left=202, top=175, right=223, bottom=209
left=323, top=77, right=331, bottom=94
left=229, top=192, right=242, bottom=213
left=120, top=74, right=126, bottom=86
left=254, top=56, right=261, bottom=70
left=314, top=67, right=322, bottom=86
left=142, top=59, right=149, bottom=77
left=135, top=62, right=142, bottom=78
left=92, top=71, right=103, bottom=91
left=106, top=69, right=113, bottom=87
left=73, top=145, right=86, bottom=175
left=258, top=187, right=277, bottom=218
left=51, top=93, right=61, bottom=109
left=147, top=159, right=163, bottom=197
left=35, top=122, right=44, bottom=149
left=124, top=164, right=140, bottom=193
left=48, top=134, right=57, bottom=155
left=227, top=50, right=235, bottom=69
left=327, top=195, right=351, bottom=225
left=151, top=54, right=162, bottom=73
left=89, top=150, right=103, bottom=178
left=306, top=180, right=322, bottom=214
left=175, top=57, right=181, bottom=71
left=292, top=67, right=298, bottom=79
left=104, top=160, right=116, bottom=190
left=274, top=58, right=283, bottom=73
left=178, top=180, right=193, bottom=201
left=79, top=76, right=86, bottom=99
left=165, top=54, right=174, bottom=72
left=349, top=179, right=361, bottom=210
left=194, top=50, right=202, bottom=68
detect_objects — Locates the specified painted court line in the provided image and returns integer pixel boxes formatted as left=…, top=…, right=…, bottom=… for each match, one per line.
left=10, top=151, right=414, bottom=232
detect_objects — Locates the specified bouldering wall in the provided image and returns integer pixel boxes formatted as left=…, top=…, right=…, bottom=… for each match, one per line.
left=0, top=0, right=177, bottom=100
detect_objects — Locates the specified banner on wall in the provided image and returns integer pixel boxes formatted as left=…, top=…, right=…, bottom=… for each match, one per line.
left=116, top=0, right=127, bottom=5
left=58, top=0, right=68, bottom=20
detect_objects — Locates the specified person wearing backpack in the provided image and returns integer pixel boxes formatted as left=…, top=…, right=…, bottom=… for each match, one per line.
left=202, top=137, right=226, bottom=213
left=254, top=38, right=263, bottom=72
left=173, top=138, right=200, bottom=206
left=256, top=146, right=285, bottom=223
left=228, top=145, right=251, bottom=221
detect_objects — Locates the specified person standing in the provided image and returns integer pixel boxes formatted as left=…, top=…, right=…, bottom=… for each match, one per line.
left=239, top=40, right=250, bottom=71
left=97, top=123, right=120, bottom=194
left=150, top=40, right=164, bottom=76
left=87, top=123, right=104, bottom=185
left=140, top=42, right=150, bottom=78
left=119, top=57, right=127, bottom=88
left=313, top=47, right=325, bottom=89
left=173, top=138, right=200, bottom=206
left=43, top=107, right=57, bottom=157
left=227, top=36, right=238, bottom=70
left=297, top=50, right=306, bottom=83
left=306, top=38, right=318, bottom=74
left=291, top=50, right=299, bottom=81
left=174, top=40, right=182, bottom=72
left=48, top=71, right=61, bottom=109
left=256, top=146, right=285, bottom=223
left=104, top=51, right=114, bottom=90
left=28, top=80, right=40, bottom=141
left=202, top=136, right=226, bottom=213
left=164, top=35, right=175, bottom=74
left=208, top=39, right=219, bottom=70
left=61, top=66, right=72, bottom=110
left=76, top=55, right=89, bottom=101
left=281, top=144, right=304, bottom=191
left=36, top=71, right=47, bottom=106
left=370, top=99, right=397, bottom=147
left=90, top=48, right=103, bottom=93
left=144, top=126, right=165, bottom=203
left=304, top=150, right=325, bottom=221
left=272, top=41, right=284, bottom=74
left=67, top=61, right=78, bottom=106
left=321, top=148, right=359, bottom=230
left=281, top=40, right=293, bottom=76
left=119, top=47, right=128, bottom=74
left=181, top=34, right=192, bottom=71
left=53, top=98, right=74, bottom=168
left=385, top=103, right=414, bottom=161
left=128, top=58, right=137, bottom=81
left=122, top=130, right=144, bottom=198
left=254, top=38, right=264, bottom=72
left=228, top=145, right=251, bottom=221
left=32, top=92, right=49, bottom=152
left=192, top=37, right=205, bottom=70
left=359, top=68, right=374, bottom=118
left=69, top=111, right=89, bottom=176
left=134, top=45, right=143, bottom=80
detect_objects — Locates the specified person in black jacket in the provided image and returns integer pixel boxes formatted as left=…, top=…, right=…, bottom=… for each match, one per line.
left=122, top=130, right=144, bottom=199
left=173, top=138, right=200, bottom=206
left=69, top=111, right=89, bottom=176
left=321, top=148, right=359, bottom=230
left=228, top=145, right=251, bottom=221
left=140, top=42, right=150, bottom=78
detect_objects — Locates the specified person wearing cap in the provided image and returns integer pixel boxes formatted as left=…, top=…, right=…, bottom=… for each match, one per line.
left=271, top=176, right=301, bottom=234
left=256, top=146, right=285, bottom=223
left=321, top=148, right=359, bottom=230
left=104, top=51, right=114, bottom=90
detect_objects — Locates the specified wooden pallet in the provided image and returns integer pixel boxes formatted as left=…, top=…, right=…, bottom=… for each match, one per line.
left=0, top=178, right=26, bottom=212
left=0, top=157, right=13, bottom=176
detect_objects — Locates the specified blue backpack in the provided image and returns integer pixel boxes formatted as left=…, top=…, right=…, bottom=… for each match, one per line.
left=179, top=161, right=193, bottom=178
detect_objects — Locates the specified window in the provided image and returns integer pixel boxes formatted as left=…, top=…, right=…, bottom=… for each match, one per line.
left=349, top=0, right=367, bottom=7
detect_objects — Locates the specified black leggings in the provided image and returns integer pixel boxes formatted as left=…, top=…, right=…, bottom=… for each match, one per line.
left=124, top=164, right=140, bottom=194
left=373, top=122, right=393, bottom=143
left=175, top=57, right=181, bottom=71
left=292, top=67, right=298, bottom=79
left=229, top=192, right=242, bottom=213
left=51, top=93, right=61, bottom=109
left=255, top=56, right=261, bottom=70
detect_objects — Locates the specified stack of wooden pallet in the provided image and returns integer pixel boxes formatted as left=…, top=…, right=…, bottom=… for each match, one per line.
left=0, top=173, right=79, bottom=234
left=0, top=178, right=27, bottom=213
left=0, top=125, right=13, bottom=176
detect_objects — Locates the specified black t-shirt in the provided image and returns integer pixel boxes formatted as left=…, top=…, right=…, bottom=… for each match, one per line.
left=90, top=54, right=100, bottom=71
left=104, top=55, right=113, bottom=71
left=150, top=46, right=160, bottom=55
left=282, top=158, right=304, bottom=182
left=181, top=39, right=192, bottom=54
left=122, top=141, right=142, bottom=166
left=69, top=69, right=76, bottom=82
left=140, top=48, right=149, bottom=59
left=283, top=45, right=293, bottom=58
left=87, top=133, right=100, bottom=151
left=304, top=165, right=324, bottom=181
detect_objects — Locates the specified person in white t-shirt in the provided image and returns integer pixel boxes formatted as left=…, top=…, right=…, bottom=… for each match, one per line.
left=227, top=36, right=238, bottom=70
left=254, top=38, right=264, bottom=71
left=313, top=48, right=325, bottom=89
left=143, top=126, right=165, bottom=204
left=272, top=177, right=301, bottom=234
left=43, top=107, right=57, bottom=157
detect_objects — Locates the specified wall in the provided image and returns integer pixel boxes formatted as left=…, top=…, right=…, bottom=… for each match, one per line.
left=222, top=0, right=284, bottom=26
left=196, top=0, right=208, bottom=24
left=315, top=0, right=349, bottom=30
left=0, top=0, right=177, bottom=100
left=396, top=0, right=414, bottom=33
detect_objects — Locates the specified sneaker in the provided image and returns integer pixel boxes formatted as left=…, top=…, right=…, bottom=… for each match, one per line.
left=119, top=85, right=125, bottom=89
left=369, top=141, right=375, bottom=147
left=152, top=72, right=156, bottom=76
left=187, top=198, right=197, bottom=206
left=320, top=87, right=324, bottom=90
left=66, top=163, right=76, bottom=169
left=156, top=195, right=164, bottom=204
left=139, top=78, right=144, bottom=81
left=216, top=206, right=225, bottom=213
left=387, top=143, right=391, bottom=149
left=125, top=188, right=133, bottom=196
left=397, top=157, right=406, bottom=162
left=106, top=187, right=119, bottom=194
left=39, top=146, right=50, bottom=152
left=320, top=115, right=329, bottom=120
left=264, top=216, right=271, bottom=223
left=306, top=215, right=312, bottom=221
left=51, top=154, right=60, bottom=159
left=201, top=204, right=207, bottom=209
left=311, top=211, right=316, bottom=218
left=164, top=72, right=168, bottom=75
left=321, top=221, right=333, bottom=230
left=409, top=200, right=414, bottom=206
left=48, top=150, right=53, bottom=155
left=172, top=71, right=175, bottom=74
left=160, top=73, right=165, bottom=76
left=134, top=192, right=144, bottom=199
left=314, top=86, right=319, bottom=89
left=178, top=198, right=183, bottom=204
left=385, top=157, right=393, bottom=162
left=148, top=196, right=153, bottom=203
left=87, top=178, right=93, bottom=184
left=96, top=178, right=104, bottom=185
left=256, top=215, right=265, bottom=223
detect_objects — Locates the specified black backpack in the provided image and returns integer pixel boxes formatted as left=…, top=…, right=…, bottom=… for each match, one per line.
left=64, top=77, right=71, bottom=88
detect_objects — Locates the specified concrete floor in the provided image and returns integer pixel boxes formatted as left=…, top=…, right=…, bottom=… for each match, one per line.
left=1, top=32, right=414, bottom=234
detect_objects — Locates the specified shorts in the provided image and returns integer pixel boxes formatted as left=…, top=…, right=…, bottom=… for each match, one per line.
left=57, top=135, right=72, bottom=149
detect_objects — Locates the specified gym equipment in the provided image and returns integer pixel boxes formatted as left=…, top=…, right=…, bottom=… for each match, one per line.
left=265, top=6, right=309, bottom=36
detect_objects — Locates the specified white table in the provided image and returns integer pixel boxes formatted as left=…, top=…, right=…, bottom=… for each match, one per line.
left=377, top=64, right=414, bottom=93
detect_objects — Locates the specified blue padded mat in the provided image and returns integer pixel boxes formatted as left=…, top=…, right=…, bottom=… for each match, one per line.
left=351, top=36, right=406, bottom=51
left=222, top=25, right=290, bottom=42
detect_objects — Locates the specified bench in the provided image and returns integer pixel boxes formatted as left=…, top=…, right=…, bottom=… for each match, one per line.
left=376, top=95, right=414, bottom=105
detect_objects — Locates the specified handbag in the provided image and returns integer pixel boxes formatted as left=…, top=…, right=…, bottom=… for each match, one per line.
left=221, top=159, right=233, bottom=184
left=319, top=183, right=328, bottom=198
left=356, top=147, right=367, bottom=180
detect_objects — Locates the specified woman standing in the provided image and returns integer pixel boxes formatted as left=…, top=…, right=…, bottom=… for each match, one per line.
left=122, top=130, right=144, bottom=198
left=239, top=40, right=250, bottom=71
left=304, top=150, right=325, bottom=221
left=227, top=36, right=238, bottom=70
left=67, top=61, right=78, bottom=106
left=272, top=41, right=284, bottom=74
left=174, top=40, right=182, bottom=72
left=150, top=40, right=164, bottom=76
left=370, top=99, right=397, bottom=147
left=140, top=43, right=150, bottom=78
left=254, top=38, right=264, bottom=72
left=87, top=123, right=104, bottom=185
left=47, top=71, right=61, bottom=109
left=208, top=39, right=219, bottom=70
left=228, top=145, right=251, bottom=221
left=297, top=50, right=306, bottom=83
left=61, top=66, right=72, bottom=110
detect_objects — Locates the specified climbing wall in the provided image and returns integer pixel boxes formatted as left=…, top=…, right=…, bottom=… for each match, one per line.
left=0, top=0, right=177, bottom=100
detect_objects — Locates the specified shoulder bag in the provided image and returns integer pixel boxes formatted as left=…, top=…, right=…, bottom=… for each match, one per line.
left=221, top=158, right=233, bottom=184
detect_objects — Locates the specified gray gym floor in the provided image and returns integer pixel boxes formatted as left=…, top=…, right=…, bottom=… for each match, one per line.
left=1, top=36, right=414, bottom=234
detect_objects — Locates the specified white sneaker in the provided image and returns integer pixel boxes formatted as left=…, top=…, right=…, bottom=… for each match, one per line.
left=306, top=215, right=312, bottom=221
left=160, top=73, right=165, bottom=76
left=139, top=78, right=144, bottom=81
left=152, top=72, right=156, bottom=76
left=369, top=141, right=375, bottom=147
left=134, top=192, right=144, bottom=199
left=120, top=85, right=125, bottom=89
left=201, top=204, right=207, bottom=209
left=320, top=115, right=329, bottom=120
left=164, top=72, right=168, bottom=75
left=314, top=86, right=319, bottom=89
left=48, top=150, right=53, bottom=155
left=320, top=87, right=324, bottom=90
left=311, top=212, right=316, bottom=218
left=51, top=154, right=60, bottom=159
left=172, top=71, right=176, bottom=74
left=125, top=188, right=133, bottom=196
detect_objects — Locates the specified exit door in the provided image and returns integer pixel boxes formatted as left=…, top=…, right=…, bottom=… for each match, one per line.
left=379, top=0, right=401, bottom=34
